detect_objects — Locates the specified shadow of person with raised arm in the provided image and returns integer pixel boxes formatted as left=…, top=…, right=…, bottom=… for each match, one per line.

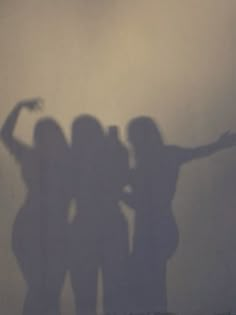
left=123, top=116, right=236, bottom=314
left=69, top=116, right=129, bottom=315
left=1, top=99, right=71, bottom=315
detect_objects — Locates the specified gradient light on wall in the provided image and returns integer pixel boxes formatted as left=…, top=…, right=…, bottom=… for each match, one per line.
left=0, top=1, right=236, bottom=314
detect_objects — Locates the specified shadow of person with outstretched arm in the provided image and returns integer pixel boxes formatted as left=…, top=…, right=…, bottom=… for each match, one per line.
left=69, top=116, right=129, bottom=315
left=1, top=99, right=71, bottom=315
left=123, top=116, right=236, bottom=314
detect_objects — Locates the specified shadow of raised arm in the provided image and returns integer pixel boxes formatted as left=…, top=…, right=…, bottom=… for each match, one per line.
left=1, top=98, right=43, bottom=158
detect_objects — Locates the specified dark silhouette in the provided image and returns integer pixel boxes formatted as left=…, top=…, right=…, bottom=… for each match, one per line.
left=69, top=116, right=129, bottom=315
left=1, top=99, right=71, bottom=315
left=4, top=102, right=236, bottom=315
left=123, top=116, right=236, bottom=313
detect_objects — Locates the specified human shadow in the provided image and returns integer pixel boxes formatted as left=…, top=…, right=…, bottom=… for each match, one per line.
left=69, top=116, right=130, bottom=315
left=4, top=103, right=236, bottom=315
left=1, top=99, right=71, bottom=315
left=123, top=116, right=236, bottom=314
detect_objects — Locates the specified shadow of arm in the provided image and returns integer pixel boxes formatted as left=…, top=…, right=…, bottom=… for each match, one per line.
left=174, top=131, right=236, bottom=164
left=1, top=98, right=42, bottom=159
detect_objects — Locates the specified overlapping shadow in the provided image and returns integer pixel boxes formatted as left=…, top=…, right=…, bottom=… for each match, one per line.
left=2, top=103, right=236, bottom=315
left=69, top=116, right=129, bottom=315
